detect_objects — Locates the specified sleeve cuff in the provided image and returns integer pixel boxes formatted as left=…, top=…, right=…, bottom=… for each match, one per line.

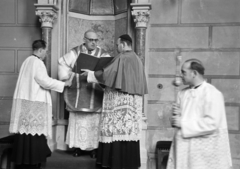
left=87, top=71, right=98, bottom=83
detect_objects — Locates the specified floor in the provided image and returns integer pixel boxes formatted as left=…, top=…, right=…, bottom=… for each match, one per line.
left=44, top=150, right=96, bottom=169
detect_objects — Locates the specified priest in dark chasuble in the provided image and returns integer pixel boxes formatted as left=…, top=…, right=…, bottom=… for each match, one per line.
left=58, top=30, right=111, bottom=157
left=82, top=34, right=148, bottom=169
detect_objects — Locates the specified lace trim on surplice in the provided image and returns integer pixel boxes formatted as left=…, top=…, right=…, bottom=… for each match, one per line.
left=9, top=99, right=52, bottom=138
left=167, top=129, right=232, bottom=169
left=99, top=89, right=143, bottom=143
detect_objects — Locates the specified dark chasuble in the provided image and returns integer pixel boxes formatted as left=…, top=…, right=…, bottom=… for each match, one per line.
left=64, top=45, right=106, bottom=112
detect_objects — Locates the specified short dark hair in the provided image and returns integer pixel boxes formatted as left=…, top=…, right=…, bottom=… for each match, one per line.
left=119, top=34, right=132, bottom=46
left=185, top=59, right=205, bottom=75
left=32, top=40, right=46, bottom=51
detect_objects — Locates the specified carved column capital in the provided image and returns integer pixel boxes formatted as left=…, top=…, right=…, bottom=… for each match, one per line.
left=131, top=3, right=151, bottom=28
left=132, top=10, right=150, bottom=28
left=35, top=4, right=58, bottom=28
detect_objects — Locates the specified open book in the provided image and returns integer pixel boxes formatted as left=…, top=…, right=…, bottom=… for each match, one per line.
left=77, top=53, right=113, bottom=71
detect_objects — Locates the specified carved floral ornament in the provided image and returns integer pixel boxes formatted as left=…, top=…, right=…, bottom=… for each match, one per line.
left=36, top=10, right=57, bottom=28
left=132, top=10, right=150, bottom=28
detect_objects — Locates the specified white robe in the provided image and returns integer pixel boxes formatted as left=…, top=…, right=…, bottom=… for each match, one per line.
left=167, top=81, right=232, bottom=169
left=9, top=56, right=65, bottom=139
left=58, top=45, right=109, bottom=150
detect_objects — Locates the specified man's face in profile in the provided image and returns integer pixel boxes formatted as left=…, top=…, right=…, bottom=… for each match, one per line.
left=84, top=32, right=98, bottom=51
left=181, top=62, right=194, bottom=86
left=116, top=38, right=123, bottom=53
left=39, top=48, right=47, bottom=61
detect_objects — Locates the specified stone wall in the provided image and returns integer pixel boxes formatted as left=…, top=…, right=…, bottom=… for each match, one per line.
left=68, top=16, right=127, bottom=57
left=68, top=17, right=115, bottom=56
left=147, top=0, right=240, bottom=168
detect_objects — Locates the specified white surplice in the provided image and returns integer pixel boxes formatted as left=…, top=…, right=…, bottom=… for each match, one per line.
left=167, top=81, right=232, bottom=169
left=87, top=72, right=143, bottom=143
left=9, top=56, right=65, bottom=139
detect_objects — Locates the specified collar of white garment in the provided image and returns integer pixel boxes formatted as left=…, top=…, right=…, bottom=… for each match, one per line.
left=82, top=44, right=97, bottom=55
left=190, top=81, right=206, bottom=90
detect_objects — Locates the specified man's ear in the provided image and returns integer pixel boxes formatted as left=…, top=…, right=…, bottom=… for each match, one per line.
left=193, top=70, right=198, bottom=76
left=38, top=48, right=42, bottom=53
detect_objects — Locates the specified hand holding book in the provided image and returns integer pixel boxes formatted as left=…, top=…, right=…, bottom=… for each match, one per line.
left=81, top=69, right=90, bottom=76
left=77, top=53, right=113, bottom=71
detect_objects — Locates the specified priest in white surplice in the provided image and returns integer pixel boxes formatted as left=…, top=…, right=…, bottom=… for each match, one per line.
left=167, top=59, right=232, bottom=169
left=9, top=40, right=72, bottom=169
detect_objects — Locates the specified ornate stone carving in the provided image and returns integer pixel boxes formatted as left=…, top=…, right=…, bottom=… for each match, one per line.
left=36, top=10, right=57, bottom=28
left=131, top=3, right=151, bottom=28
left=132, top=10, right=150, bottom=28
left=35, top=4, right=58, bottom=28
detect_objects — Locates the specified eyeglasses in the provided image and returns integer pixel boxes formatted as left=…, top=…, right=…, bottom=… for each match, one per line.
left=85, top=37, right=99, bottom=43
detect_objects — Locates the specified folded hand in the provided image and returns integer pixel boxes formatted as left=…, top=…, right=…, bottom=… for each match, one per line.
left=171, top=115, right=181, bottom=128
left=172, top=103, right=181, bottom=116
left=171, top=103, right=181, bottom=128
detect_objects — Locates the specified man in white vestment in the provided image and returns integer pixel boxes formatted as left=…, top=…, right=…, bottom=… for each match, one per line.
left=58, top=29, right=110, bottom=157
left=167, top=59, right=232, bottom=169
left=9, top=40, right=72, bottom=169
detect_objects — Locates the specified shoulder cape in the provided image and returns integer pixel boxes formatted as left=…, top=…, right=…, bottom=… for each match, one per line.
left=95, top=51, right=148, bottom=95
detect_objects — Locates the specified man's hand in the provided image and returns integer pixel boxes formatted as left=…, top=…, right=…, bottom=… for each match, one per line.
left=172, top=103, right=181, bottom=116
left=64, top=79, right=72, bottom=87
left=68, top=71, right=74, bottom=78
left=171, top=115, right=181, bottom=128
left=81, top=69, right=91, bottom=76
left=171, top=103, right=181, bottom=128
left=64, top=72, right=74, bottom=87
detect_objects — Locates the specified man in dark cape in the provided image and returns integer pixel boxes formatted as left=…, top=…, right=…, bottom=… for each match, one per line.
left=82, top=34, right=148, bottom=169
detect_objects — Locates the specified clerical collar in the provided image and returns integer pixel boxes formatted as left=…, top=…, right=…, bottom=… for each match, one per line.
left=193, top=84, right=201, bottom=89
left=191, top=82, right=203, bottom=89
left=122, top=50, right=132, bottom=53
left=32, top=54, right=40, bottom=59
left=83, top=44, right=95, bottom=54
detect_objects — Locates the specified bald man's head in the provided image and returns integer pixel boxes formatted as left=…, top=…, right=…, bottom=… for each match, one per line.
left=181, top=59, right=205, bottom=86
left=83, top=30, right=98, bottom=51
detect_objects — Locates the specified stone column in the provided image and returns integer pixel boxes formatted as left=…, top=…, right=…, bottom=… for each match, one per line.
left=35, top=4, right=58, bottom=75
left=131, top=4, right=151, bottom=65
left=131, top=2, right=151, bottom=169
